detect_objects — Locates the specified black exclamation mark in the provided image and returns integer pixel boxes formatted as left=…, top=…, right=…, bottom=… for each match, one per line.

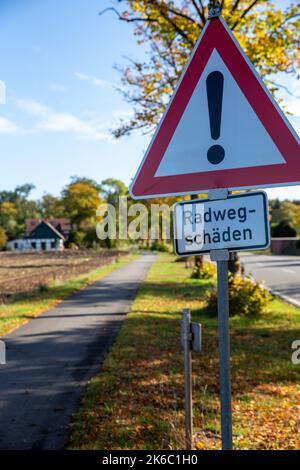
left=206, top=71, right=225, bottom=164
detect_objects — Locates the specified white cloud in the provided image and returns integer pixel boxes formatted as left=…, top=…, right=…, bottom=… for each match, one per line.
left=74, top=72, right=111, bottom=88
left=0, top=80, right=6, bottom=104
left=14, top=98, right=113, bottom=141
left=38, top=112, right=111, bottom=141
left=15, top=98, right=50, bottom=116
left=0, top=116, right=20, bottom=134
left=283, top=93, right=300, bottom=134
left=285, top=97, right=300, bottom=117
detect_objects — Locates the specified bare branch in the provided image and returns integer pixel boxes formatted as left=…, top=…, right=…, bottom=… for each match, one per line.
left=265, top=79, right=300, bottom=98
left=279, top=13, right=300, bottom=29
left=191, top=0, right=206, bottom=26
left=99, top=7, right=122, bottom=19
left=167, top=6, right=198, bottom=25
left=99, top=6, right=157, bottom=23
left=231, top=0, right=242, bottom=13
left=152, top=1, right=195, bottom=46
left=102, top=2, right=196, bottom=46
left=268, top=12, right=300, bottom=44
left=231, top=0, right=262, bottom=31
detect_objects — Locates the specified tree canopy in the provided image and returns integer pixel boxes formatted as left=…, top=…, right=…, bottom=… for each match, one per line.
left=0, top=184, right=39, bottom=239
left=101, top=0, right=300, bottom=138
left=62, top=181, right=102, bottom=227
left=100, top=178, right=129, bottom=205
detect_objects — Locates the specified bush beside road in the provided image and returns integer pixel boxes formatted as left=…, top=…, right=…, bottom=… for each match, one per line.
left=70, top=254, right=300, bottom=450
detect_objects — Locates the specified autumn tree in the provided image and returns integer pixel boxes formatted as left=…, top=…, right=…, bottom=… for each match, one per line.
left=62, top=180, right=102, bottom=228
left=270, top=199, right=300, bottom=235
left=0, top=202, right=18, bottom=240
left=100, top=178, right=128, bottom=205
left=38, top=194, right=66, bottom=218
left=101, top=0, right=300, bottom=138
left=134, top=195, right=180, bottom=247
left=0, top=227, right=7, bottom=250
left=0, top=184, right=39, bottom=239
left=69, top=176, right=102, bottom=192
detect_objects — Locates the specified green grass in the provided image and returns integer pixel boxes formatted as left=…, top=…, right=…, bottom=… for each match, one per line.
left=69, top=254, right=300, bottom=450
left=0, top=254, right=136, bottom=337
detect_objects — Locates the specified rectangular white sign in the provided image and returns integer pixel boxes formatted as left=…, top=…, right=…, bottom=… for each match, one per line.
left=173, top=191, right=270, bottom=256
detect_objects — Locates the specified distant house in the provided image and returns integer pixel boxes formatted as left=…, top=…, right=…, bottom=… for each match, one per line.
left=7, top=221, right=65, bottom=252
left=25, top=218, right=71, bottom=238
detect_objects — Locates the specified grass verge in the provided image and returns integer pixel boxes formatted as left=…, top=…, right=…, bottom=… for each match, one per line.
left=69, top=254, right=300, bottom=450
left=0, top=253, right=136, bottom=337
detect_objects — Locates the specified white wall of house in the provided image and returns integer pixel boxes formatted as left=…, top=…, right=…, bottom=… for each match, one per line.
left=7, top=238, right=64, bottom=252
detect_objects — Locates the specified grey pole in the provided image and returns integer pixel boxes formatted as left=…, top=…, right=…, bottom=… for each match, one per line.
left=217, top=256, right=232, bottom=450
left=182, top=309, right=193, bottom=449
left=211, top=249, right=232, bottom=450
left=0, top=340, right=6, bottom=364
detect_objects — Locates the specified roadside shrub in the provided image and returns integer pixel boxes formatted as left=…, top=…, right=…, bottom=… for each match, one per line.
left=38, top=284, right=49, bottom=293
left=82, top=225, right=98, bottom=248
left=65, top=230, right=85, bottom=248
left=0, top=227, right=7, bottom=251
left=67, top=242, right=79, bottom=250
left=206, top=274, right=271, bottom=317
left=150, top=241, right=171, bottom=252
left=191, top=261, right=216, bottom=279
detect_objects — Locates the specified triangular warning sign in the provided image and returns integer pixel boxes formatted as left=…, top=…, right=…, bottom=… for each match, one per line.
left=130, top=16, right=300, bottom=199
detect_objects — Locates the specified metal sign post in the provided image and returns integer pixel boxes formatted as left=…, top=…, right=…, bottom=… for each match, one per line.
left=209, top=188, right=232, bottom=450
left=210, top=249, right=232, bottom=450
left=182, top=309, right=193, bottom=449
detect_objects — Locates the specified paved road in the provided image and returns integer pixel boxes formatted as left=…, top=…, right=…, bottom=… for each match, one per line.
left=0, top=253, right=155, bottom=450
left=239, top=252, right=300, bottom=307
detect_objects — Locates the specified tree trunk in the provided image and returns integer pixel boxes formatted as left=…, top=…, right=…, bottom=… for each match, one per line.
left=228, top=252, right=240, bottom=277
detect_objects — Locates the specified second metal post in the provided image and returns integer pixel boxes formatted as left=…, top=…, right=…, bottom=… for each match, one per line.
left=182, top=309, right=193, bottom=449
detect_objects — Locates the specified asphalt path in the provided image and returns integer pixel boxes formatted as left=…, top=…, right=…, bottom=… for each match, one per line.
left=239, top=252, right=300, bottom=307
left=0, top=253, right=156, bottom=450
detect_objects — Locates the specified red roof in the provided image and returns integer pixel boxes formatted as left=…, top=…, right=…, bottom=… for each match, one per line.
left=25, top=218, right=71, bottom=236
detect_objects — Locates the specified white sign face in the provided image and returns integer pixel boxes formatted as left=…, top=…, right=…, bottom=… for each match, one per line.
left=173, top=191, right=270, bottom=256
left=155, top=50, right=285, bottom=178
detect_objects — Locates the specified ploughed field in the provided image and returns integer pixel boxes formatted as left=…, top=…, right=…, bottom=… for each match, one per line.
left=0, top=249, right=123, bottom=298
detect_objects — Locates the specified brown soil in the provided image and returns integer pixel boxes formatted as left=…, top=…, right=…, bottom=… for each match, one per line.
left=0, top=249, right=125, bottom=298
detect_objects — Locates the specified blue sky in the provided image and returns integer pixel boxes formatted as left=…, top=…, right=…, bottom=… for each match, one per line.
left=0, top=0, right=299, bottom=200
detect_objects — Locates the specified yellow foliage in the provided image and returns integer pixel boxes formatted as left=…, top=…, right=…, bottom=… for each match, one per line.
left=107, top=0, right=300, bottom=138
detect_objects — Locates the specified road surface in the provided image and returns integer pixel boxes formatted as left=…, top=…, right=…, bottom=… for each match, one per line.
left=0, top=253, right=155, bottom=450
left=239, top=252, right=300, bottom=307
